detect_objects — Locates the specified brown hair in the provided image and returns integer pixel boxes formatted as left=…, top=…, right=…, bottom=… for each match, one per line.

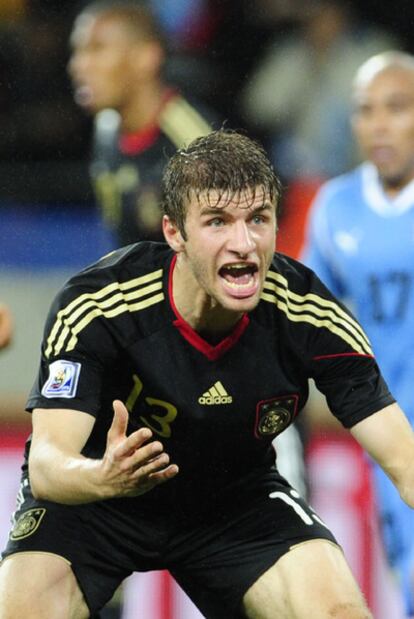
left=162, top=129, right=282, bottom=238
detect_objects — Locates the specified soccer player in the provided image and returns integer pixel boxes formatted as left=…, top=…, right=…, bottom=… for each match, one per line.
left=302, top=51, right=414, bottom=617
left=0, top=130, right=413, bottom=619
left=68, top=0, right=215, bottom=247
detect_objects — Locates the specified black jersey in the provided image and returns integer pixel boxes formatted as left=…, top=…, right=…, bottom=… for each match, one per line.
left=26, top=243, right=394, bottom=514
left=91, top=92, right=214, bottom=246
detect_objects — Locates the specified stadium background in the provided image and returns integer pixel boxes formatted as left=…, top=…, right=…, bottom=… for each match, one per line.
left=1, top=0, right=413, bottom=616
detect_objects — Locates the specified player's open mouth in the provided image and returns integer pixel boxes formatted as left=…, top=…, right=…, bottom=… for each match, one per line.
left=74, top=84, right=94, bottom=108
left=219, top=263, right=259, bottom=297
left=370, top=145, right=394, bottom=164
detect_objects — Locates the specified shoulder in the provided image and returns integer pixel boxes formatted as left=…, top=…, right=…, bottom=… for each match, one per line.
left=314, top=167, right=363, bottom=208
left=44, top=243, right=172, bottom=358
left=309, top=167, right=364, bottom=231
left=264, top=252, right=324, bottom=298
left=159, top=92, right=217, bottom=149
left=261, top=253, right=372, bottom=356
left=51, top=242, right=171, bottom=313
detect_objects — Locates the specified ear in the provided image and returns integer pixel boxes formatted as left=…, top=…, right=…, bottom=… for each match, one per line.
left=163, top=215, right=185, bottom=252
left=129, top=41, right=164, bottom=78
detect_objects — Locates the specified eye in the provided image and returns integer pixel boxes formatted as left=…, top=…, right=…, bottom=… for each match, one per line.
left=388, top=101, right=408, bottom=113
left=354, top=104, right=371, bottom=118
left=251, top=214, right=266, bottom=224
left=207, top=217, right=225, bottom=227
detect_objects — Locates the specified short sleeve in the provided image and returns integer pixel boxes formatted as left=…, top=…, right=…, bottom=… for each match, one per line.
left=302, top=269, right=395, bottom=427
left=26, top=275, right=119, bottom=417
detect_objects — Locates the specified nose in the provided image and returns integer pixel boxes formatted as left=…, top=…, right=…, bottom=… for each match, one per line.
left=367, top=108, right=391, bottom=137
left=67, top=52, right=80, bottom=80
left=227, top=220, right=255, bottom=256
left=67, top=49, right=88, bottom=81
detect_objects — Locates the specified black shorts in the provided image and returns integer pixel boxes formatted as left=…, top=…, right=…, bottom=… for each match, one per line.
left=1, top=475, right=338, bottom=618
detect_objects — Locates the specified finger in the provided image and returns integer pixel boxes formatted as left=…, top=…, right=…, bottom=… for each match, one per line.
left=127, top=461, right=179, bottom=496
left=116, top=435, right=161, bottom=464
left=107, top=400, right=129, bottom=443
left=148, top=464, right=179, bottom=485
left=133, top=453, right=178, bottom=482
left=115, top=427, right=154, bottom=459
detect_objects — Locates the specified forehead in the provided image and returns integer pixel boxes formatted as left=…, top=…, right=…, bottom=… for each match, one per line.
left=354, top=67, right=414, bottom=103
left=71, top=13, right=132, bottom=49
left=188, top=187, right=275, bottom=212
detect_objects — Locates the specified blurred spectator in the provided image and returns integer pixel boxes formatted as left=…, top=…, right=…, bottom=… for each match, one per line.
left=150, top=0, right=213, bottom=51
left=0, top=303, right=13, bottom=350
left=0, top=3, right=92, bottom=204
left=239, top=0, right=398, bottom=182
left=154, top=0, right=224, bottom=107
left=68, top=0, right=218, bottom=246
left=0, top=7, right=88, bottom=163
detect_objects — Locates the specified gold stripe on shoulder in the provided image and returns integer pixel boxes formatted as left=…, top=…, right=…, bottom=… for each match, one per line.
left=261, top=290, right=370, bottom=355
left=64, top=291, right=165, bottom=353
left=160, top=96, right=211, bottom=148
left=262, top=273, right=373, bottom=355
left=265, top=271, right=371, bottom=348
left=45, top=269, right=163, bottom=358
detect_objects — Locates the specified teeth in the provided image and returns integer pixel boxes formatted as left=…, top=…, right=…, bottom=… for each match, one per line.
left=225, top=279, right=253, bottom=289
left=223, top=264, right=255, bottom=273
left=226, top=277, right=253, bottom=288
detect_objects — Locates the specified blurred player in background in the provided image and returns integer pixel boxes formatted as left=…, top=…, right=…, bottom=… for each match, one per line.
left=68, top=0, right=215, bottom=247
left=302, top=50, right=414, bottom=617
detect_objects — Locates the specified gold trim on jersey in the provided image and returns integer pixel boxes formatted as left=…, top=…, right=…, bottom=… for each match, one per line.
left=261, top=270, right=373, bottom=356
left=160, top=96, right=211, bottom=148
left=45, top=269, right=164, bottom=358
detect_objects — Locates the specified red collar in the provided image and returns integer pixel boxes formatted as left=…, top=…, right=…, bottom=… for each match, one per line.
left=119, top=89, right=177, bottom=156
left=168, top=254, right=249, bottom=361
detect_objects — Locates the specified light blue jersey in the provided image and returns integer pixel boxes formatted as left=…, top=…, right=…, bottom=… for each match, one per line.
left=302, top=161, right=414, bottom=615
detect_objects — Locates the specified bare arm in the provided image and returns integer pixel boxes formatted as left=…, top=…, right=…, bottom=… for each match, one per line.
left=0, top=303, right=13, bottom=349
left=29, top=399, right=179, bottom=504
left=350, top=402, right=414, bottom=508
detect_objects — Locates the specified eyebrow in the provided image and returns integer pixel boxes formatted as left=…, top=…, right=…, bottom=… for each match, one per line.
left=253, top=202, right=274, bottom=212
left=199, top=202, right=274, bottom=216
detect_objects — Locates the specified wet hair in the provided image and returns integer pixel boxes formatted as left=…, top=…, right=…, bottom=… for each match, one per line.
left=353, top=50, right=414, bottom=91
left=75, top=0, right=166, bottom=48
left=162, top=129, right=282, bottom=238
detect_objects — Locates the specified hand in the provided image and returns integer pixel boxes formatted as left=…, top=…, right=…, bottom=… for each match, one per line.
left=0, top=303, right=13, bottom=349
left=99, top=399, right=179, bottom=499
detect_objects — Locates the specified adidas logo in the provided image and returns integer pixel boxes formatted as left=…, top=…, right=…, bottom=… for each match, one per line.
left=198, top=381, right=233, bottom=405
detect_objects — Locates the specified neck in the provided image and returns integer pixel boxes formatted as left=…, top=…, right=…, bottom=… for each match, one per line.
left=172, top=255, right=243, bottom=335
left=381, top=175, right=413, bottom=199
left=383, top=185, right=403, bottom=199
left=377, top=162, right=414, bottom=198
left=119, top=81, right=168, bottom=134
